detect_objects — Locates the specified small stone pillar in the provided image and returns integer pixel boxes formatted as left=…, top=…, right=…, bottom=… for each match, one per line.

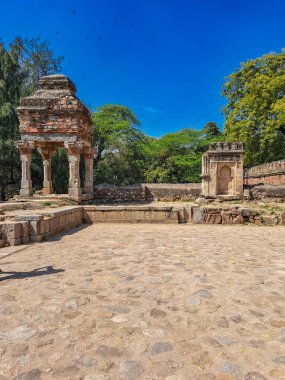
left=38, top=147, right=55, bottom=195
left=83, top=147, right=94, bottom=195
left=66, top=142, right=83, bottom=198
left=15, top=141, right=34, bottom=197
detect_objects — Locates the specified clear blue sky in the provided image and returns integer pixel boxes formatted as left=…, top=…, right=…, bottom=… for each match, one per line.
left=1, top=0, right=284, bottom=137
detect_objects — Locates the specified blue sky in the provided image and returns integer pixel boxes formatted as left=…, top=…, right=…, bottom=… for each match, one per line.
left=1, top=0, right=285, bottom=137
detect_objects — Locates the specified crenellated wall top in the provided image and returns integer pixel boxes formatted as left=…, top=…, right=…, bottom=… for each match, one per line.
left=208, top=142, right=244, bottom=152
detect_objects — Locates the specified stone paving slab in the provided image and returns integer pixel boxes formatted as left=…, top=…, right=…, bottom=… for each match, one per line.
left=0, top=244, right=31, bottom=259
left=0, top=224, right=284, bottom=379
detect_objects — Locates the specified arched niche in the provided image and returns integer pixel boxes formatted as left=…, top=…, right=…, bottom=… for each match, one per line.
left=218, top=165, right=233, bottom=195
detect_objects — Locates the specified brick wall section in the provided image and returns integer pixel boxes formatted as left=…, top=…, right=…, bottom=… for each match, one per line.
left=246, top=174, right=285, bottom=186
left=245, top=160, right=285, bottom=185
left=17, top=75, right=93, bottom=143
left=94, top=183, right=202, bottom=202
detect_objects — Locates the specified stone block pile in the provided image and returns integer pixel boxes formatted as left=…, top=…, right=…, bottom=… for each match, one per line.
left=248, top=184, right=285, bottom=201
left=192, top=206, right=283, bottom=225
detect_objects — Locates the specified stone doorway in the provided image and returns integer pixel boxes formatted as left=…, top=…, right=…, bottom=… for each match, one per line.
left=218, top=165, right=233, bottom=195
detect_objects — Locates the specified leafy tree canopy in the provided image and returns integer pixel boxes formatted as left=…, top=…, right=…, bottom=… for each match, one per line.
left=202, top=121, right=221, bottom=138
left=92, top=105, right=142, bottom=156
left=223, top=49, right=285, bottom=166
left=92, top=106, right=225, bottom=185
left=0, top=37, right=64, bottom=199
left=0, top=42, right=23, bottom=200
left=144, top=128, right=224, bottom=183
left=92, top=104, right=147, bottom=185
left=11, top=37, right=64, bottom=95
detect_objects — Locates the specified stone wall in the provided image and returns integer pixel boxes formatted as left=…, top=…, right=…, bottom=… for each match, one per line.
left=94, top=183, right=201, bottom=203
left=1, top=203, right=284, bottom=249
left=145, top=183, right=201, bottom=201
left=245, top=160, right=285, bottom=185
left=192, top=206, right=284, bottom=226
left=0, top=206, right=83, bottom=246
left=84, top=205, right=181, bottom=224
left=248, top=185, right=285, bottom=201
left=94, top=184, right=146, bottom=203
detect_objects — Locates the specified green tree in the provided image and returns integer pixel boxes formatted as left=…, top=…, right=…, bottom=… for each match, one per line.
left=0, top=37, right=64, bottom=199
left=144, top=129, right=221, bottom=183
left=223, top=49, right=285, bottom=166
left=11, top=37, right=64, bottom=191
left=51, top=149, right=69, bottom=194
left=92, top=104, right=147, bottom=185
left=202, top=121, right=221, bottom=138
left=11, top=37, right=64, bottom=96
left=0, top=42, right=23, bottom=200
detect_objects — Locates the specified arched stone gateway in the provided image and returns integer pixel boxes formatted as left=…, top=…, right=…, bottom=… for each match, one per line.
left=201, top=142, right=244, bottom=198
left=15, top=74, right=94, bottom=201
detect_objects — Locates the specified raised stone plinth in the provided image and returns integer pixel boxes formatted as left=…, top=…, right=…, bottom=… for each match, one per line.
left=84, top=205, right=180, bottom=224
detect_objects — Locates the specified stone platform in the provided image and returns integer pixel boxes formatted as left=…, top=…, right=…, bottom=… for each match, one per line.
left=10, top=194, right=87, bottom=205
left=0, top=202, right=284, bottom=248
left=84, top=205, right=183, bottom=224
left=0, top=224, right=284, bottom=379
left=0, top=205, right=188, bottom=247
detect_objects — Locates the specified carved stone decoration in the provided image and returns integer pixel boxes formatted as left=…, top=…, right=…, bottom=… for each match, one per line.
left=201, top=142, right=244, bottom=198
left=15, top=74, right=94, bottom=200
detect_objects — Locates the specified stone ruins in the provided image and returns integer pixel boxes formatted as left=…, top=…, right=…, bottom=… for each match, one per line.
left=15, top=74, right=94, bottom=201
left=0, top=73, right=281, bottom=251
left=1, top=74, right=285, bottom=380
left=201, top=142, right=244, bottom=198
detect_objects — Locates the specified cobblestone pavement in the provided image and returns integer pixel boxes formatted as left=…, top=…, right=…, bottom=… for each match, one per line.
left=0, top=224, right=285, bottom=380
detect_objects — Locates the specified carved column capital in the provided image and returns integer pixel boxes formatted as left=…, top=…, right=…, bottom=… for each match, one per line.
left=64, top=141, right=83, bottom=156
left=83, top=147, right=96, bottom=159
left=15, top=140, right=35, bottom=155
left=37, top=142, right=57, bottom=160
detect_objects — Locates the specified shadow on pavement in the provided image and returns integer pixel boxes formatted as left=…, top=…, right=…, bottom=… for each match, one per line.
left=48, top=223, right=90, bottom=242
left=0, top=265, right=65, bottom=282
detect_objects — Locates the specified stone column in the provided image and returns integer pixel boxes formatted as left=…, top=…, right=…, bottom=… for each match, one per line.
left=83, top=147, right=95, bottom=195
left=65, top=142, right=83, bottom=198
left=15, top=141, right=34, bottom=197
left=201, top=154, right=210, bottom=196
left=38, top=147, right=55, bottom=195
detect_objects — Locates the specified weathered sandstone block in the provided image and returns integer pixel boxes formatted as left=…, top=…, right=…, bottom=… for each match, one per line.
left=0, top=222, right=22, bottom=246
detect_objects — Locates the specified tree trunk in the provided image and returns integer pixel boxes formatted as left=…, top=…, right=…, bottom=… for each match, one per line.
left=0, top=186, right=6, bottom=201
